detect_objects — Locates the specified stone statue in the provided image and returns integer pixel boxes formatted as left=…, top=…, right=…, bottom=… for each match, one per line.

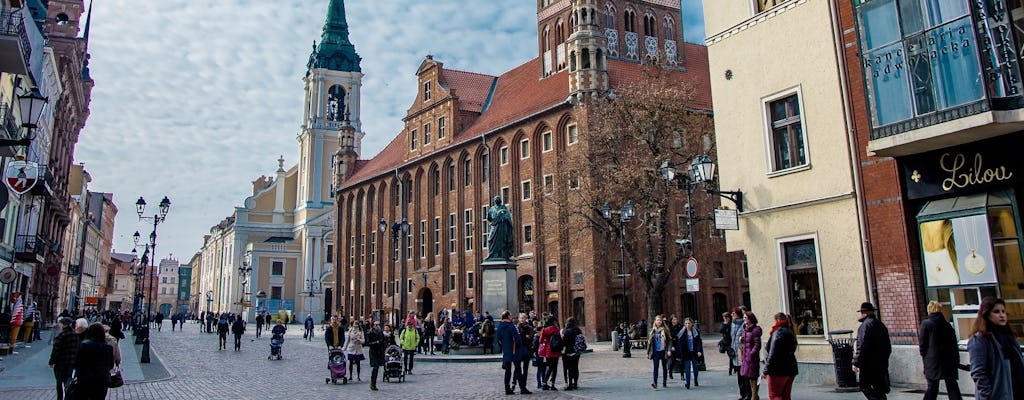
left=486, top=196, right=514, bottom=261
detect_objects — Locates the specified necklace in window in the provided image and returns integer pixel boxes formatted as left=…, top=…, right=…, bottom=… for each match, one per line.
left=963, top=216, right=987, bottom=275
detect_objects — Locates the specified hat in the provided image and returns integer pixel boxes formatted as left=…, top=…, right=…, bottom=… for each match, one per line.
left=857, top=302, right=877, bottom=312
left=58, top=317, right=73, bottom=325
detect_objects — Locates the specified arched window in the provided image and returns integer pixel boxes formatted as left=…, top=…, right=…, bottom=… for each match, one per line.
left=604, top=3, right=616, bottom=29
left=663, top=16, right=675, bottom=41
left=543, top=26, right=551, bottom=52
left=581, top=48, right=591, bottom=69
left=624, top=9, right=636, bottom=33
left=556, top=20, right=565, bottom=43
left=643, top=13, right=656, bottom=36
left=327, top=85, right=346, bottom=122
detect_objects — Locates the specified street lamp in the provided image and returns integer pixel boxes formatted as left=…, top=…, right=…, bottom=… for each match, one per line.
left=601, top=200, right=635, bottom=358
left=0, top=87, right=48, bottom=147
left=238, top=252, right=252, bottom=316
left=380, top=217, right=409, bottom=324
left=205, top=290, right=213, bottom=332
left=135, top=195, right=170, bottom=363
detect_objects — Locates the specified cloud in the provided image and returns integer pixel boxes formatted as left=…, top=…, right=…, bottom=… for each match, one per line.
left=76, top=0, right=537, bottom=261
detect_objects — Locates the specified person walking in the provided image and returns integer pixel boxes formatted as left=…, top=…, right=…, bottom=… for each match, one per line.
left=231, top=317, right=245, bottom=351
left=968, top=297, right=1024, bottom=400
left=49, top=317, right=80, bottom=400
left=741, top=311, right=763, bottom=400
left=497, top=310, right=531, bottom=395
left=154, top=311, right=164, bottom=332
left=731, top=308, right=746, bottom=391
left=667, top=316, right=682, bottom=380
left=343, top=320, right=365, bottom=380
left=919, top=301, right=963, bottom=400
left=74, top=323, right=115, bottom=400
left=647, top=315, right=671, bottom=389
left=422, top=312, right=436, bottom=355
left=171, top=313, right=178, bottom=332
left=400, top=320, right=420, bottom=374
left=561, top=316, right=583, bottom=391
left=217, top=315, right=230, bottom=350
left=853, top=302, right=892, bottom=400
left=304, top=314, right=315, bottom=341
left=538, top=315, right=563, bottom=391
left=517, top=312, right=536, bottom=393
left=365, top=321, right=385, bottom=391
left=675, top=317, right=703, bottom=389
left=255, top=312, right=264, bottom=338
left=763, top=313, right=798, bottom=400
left=719, top=312, right=734, bottom=375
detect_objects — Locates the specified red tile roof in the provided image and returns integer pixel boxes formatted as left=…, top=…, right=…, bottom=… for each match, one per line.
left=440, top=69, right=496, bottom=113
left=343, top=45, right=712, bottom=188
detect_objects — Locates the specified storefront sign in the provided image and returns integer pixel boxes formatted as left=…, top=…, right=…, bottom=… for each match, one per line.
left=901, top=135, right=1022, bottom=200
left=974, top=0, right=1023, bottom=98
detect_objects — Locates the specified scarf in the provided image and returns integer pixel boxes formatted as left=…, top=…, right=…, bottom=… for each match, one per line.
left=769, top=319, right=788, bottom=337
left=331, top=326, right=341, bottom=347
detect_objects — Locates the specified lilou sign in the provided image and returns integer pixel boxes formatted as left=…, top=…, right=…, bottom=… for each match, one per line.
left=901, top=135, right=1021, bottom=200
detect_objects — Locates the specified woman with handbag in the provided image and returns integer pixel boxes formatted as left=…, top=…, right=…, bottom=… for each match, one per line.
left=103, top=325, right=123, bottom=388
left=75, top=323, right=114, bottom=399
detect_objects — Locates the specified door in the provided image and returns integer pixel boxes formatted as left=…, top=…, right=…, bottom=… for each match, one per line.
left=419, top=288, right=433, bottom=317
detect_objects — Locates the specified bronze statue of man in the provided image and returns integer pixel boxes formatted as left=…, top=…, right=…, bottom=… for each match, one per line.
left=486, top=196, right=514, bottom=260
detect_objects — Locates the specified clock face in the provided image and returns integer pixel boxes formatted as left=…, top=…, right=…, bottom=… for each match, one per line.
left=0, top=267, right=17, bottom=284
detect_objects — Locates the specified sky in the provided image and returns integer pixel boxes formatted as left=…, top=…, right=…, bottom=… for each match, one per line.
left=76, top=0, right=707, bottom=264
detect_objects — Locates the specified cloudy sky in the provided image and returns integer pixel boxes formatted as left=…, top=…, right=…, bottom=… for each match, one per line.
left=76, top=0, right=706, bottom=264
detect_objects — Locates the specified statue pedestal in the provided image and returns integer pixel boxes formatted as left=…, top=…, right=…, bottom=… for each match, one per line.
left=480, top=259, right=518, bottom=316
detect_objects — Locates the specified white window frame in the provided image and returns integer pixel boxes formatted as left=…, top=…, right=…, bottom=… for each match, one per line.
left=567, top=124, right=578, bottom=145
left=521, top=139, right=531, bottom=159
left=464, top=209, right=474, bottom=251
left=761, top=86, right=811, bottom=176
left=424, top=122, right=432, bottom=145
left=468, top=271, right=475, bottom=289
left=419, top=220, right=426, bottom=259
left=542, top=131, right=553, bottom=152
left=438, top=117, right=446, bottom=138
left=543, top=174, right=554, bottom=195
left=448, top=213, right=457, bottom=254
left=775, top=232, right=828, bottom=335
left=433, top=217, right=441, bottom=256
left=423, top=81, right=432, bottom=101
left=522, top=180, right=532, bottom=201
left=501, top=187, right=510, bottom=204
left=410, top=129, right=418, bottom=150
left=500, top=146, right=509, bottom=165
left=272, top=259, right=285, bottom=276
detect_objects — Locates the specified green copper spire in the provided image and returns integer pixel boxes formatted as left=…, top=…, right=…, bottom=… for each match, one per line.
left=307, top=0, right=361, bottom=72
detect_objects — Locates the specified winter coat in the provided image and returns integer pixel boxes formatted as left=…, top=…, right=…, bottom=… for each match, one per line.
left=496, top=320, right=526, bottom=363
left=343, top=328, right=364, bottom=356
left=740, top=323, right=762, bottom=378
left=105, top=333, right=121, bottom=367
left=538, top=325, right=562, bottom=358
left=305, top=317, right=314, bottom=330
left=968, top=331, right=1024, bottom=400
left=400, top=327, right=420, bottom=351
left=730, top=320, right=744, bottom=367
left=561, top=325, right=583, bottom=356
left=763, top=325, right=798, bottom=377
left=325, top=326, right=345, bottom=348
left=231, top=320, right=245, bottom=335
left=673, top=327, right=703, bottom=360
left=423, top=320, right=436, bottom=336
left=365, top=329, right=386, bottom=367
left=48, top=327, right=80, bottom=369
left=853, top=314, right=891, bottom=370
left=271, top=324, right=286, bottom=337
left=518, top=321, right=536, bottom=354
left=919, top=312, right=959, bottom=381
left=74, top=339, right=114, bottom=386
left=647, top=327, right=671, bottom=359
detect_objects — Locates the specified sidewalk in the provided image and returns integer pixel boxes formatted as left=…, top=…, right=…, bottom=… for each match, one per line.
left=0, top=328, right=170, bottom=391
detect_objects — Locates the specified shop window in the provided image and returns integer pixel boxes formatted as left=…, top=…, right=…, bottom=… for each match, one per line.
left=781, top=238, right=824, bottom=335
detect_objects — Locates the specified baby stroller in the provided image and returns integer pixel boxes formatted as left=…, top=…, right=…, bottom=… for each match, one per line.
left=450, top=328, right=464, bottom=350
left=382, top=345, right=405, bottom=383
left=268, top=333, right=284, bottom=360
left=325, top=347, right=348, bottom=384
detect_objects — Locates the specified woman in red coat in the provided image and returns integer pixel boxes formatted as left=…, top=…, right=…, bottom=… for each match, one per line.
left=537, top=315, right=562, bottom=391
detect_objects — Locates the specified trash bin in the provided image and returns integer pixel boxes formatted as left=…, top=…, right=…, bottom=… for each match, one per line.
left=827, top=329, right=860, bottom=392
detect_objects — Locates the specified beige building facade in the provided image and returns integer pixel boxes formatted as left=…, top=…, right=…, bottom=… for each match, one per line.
left=702, top=0, right=870, bottom=381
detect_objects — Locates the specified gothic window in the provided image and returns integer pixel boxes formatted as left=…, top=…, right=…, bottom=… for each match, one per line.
left=604, top=3, right=616, bottom=29
left=643, top=12, right=655, bottom=36
left=624, top=9, right=636, bottom=33
left=463, top=159, right=472, bottom=187
left=543, top=26, right=551, bottom=52
left=663, top=16, right=675, bottom=41
left=327, top=85, right=346, bottom=122
left=556, top=20, right=565, bottom=44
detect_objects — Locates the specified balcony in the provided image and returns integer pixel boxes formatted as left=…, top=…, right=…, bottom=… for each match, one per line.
left=14, top=234, right=46, bottom=264
left=0, top=9, right=28, bottom=75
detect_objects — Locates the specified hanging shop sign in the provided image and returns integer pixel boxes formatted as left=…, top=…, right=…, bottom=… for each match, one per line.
left=4, top=160, right=38, bottom=195
left=901, top=135, right=1022, bottom=200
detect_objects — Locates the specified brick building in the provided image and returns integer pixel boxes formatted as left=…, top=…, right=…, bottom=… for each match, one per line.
left=333, top=0, right=747, bottom=339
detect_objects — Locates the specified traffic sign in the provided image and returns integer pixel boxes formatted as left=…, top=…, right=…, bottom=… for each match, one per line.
left=685, top=257, right=699, bottom=278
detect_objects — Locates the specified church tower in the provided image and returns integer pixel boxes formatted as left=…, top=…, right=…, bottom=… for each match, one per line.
left=566, top=0, right=609, bottom=104
left=300, top=0, right=363, bottom=208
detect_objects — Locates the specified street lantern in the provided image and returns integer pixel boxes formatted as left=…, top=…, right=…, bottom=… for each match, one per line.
left=601, top=203, right=611, bottom=220
left=400, top=218, right=410, bottom=234
left=691, top=154, right=715, bottom=183
left=158, top=196, right=171, bottom=217
left=378, top=218, right=387, bottom=233
left=133, top=231, right=141, bottom=245
left=621, top=200, right=635, bottom=222
left=658, top=160, right=676, bottom=182
left=135, top=197, right=146, bottom=217
left=17, top=87, right=47, bottom=129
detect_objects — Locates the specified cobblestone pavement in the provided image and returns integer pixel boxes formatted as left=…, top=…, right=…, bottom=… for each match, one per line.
left=0, top=323, right=926, bottom=399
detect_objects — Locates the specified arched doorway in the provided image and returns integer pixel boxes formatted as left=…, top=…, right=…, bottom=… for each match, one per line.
left=418, top=288, right=433, bottom=317
left=681, top=294, right=697, bottom=320
left=518, top=275, right=535, bottom=314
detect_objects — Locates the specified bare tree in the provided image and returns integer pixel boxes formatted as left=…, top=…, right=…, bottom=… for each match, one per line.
left=556, top=65, right=714, bottom=321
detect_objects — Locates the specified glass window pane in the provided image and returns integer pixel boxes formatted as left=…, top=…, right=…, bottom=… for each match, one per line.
left=907, top=33, right=937, bottom=114
left=899, top=0, right=925, bottom=35
left=858, top=0, right=901, bottom=51
left=922, top=0, right=970, bottom=28
left=927, top=17, right=984, bottom=110
left=774, top=127, right=792, bottom=169
left=864, top=43, right=914, bottom=126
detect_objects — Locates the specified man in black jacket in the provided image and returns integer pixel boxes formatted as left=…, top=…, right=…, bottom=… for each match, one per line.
left=853, top=302, right=892, bottom=400
left=48, top=317, right=79, bottom=400
left=919, top=300, right=962, bottom=400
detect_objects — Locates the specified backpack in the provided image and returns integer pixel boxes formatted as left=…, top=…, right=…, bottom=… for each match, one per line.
left=574, top=333, right=587, bottom=353
left=486, top=321, right=495, bottom=336
left=548, top=331, right=564, bottom=353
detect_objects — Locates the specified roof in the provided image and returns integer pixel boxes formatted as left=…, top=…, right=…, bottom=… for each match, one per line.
left=440, top=69, right=496, bottom=113
left=111, top=252, right=134, bottom=263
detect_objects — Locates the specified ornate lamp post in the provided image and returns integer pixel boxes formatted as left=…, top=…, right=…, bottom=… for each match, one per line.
left=379, top=217, right=409, bottom=324
left=238, top=251, right=252, bottom=317
left=135, top=195, right=170, bottom=363
left=601, top=200, right=635, bottom=358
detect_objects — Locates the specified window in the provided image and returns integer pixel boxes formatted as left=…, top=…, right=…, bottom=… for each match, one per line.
left=272, top=261, right=284, bottom=275
left=326, top=244, right=334, bottom=263
left=438, top=117, right=446, bottom=138
left=448, top=274, right=456, bottom=293
left=614, top=259, right=625, bottom=275
left=712, top=261, right=725, bottom=279
left=573, top=297, right=585, bottom=326
left=464, top=159, right=472, bottom=187
left=464, top=209, right=474, bottom=251
left=521, top=140, right=531, bottom=159
left=524, top=225, right=533, bottom=244
left=419, top=221, right=426, bottom=259
left=448, top=213, right=457, bottom=253
left=349, top=237, right=356, bottom=267
left=624, top=9, right=636, bottom=33
left=371, top=282, right=376, bottom=295
left=757, top=0, right=784, bottom=13
left=567, top=124, right=578, bottom=144
left=643, top=12, right=655, bottom=36
left=548, top=265, right=557, bottom=283
left=542, top=131, right=553, bottom=152
left=406, top=226, right=413, bottom=260
left=855, top=0, right=981, bottom=129
left=766, top=92, right=807, bottom=172
left=603, top=4, right=616, bottom=29
left=432, top=168, right=440, bottom=196
left=481, top=154, right=489, bottom=183
left=663, top=17, right=674, bottom=41
left=433, top=217, right=441, bottom=256
left=408, top=279, right=413, bottom=294
left=424, top=123, right=431, bottom=145
left=742, top=259, right=749, bottom=280
left=573, top=272, right=584, bottom=285
left=501, top=187, right=510, bottom=204
left=271, top=286, right=282, bottom=300
left=781, top=238, right=824, bottom=335
left=383, top=280, right=388, bottom=295
left=543, top=175, right=554, bottom=194
left=713, top=293, right=729, bottom=321
left=500, top=146, right=509, bottom=165
left=410, top=129, right=418, bottom=150
left=448, top=164, right=456, bottom=191
left=357, top=234, right=366, bottom=266
left=370, top=233, right=377, bottom=264
left=522, top=180, right=532, bottom=200
left=423, top=81, right=431, bottom=101
left=482, top=205, right=490, bottom=249
left=162, top=277, right=167, bottom=283
left=611, top=294, right=624, bottom=325
left=468, top=272, right=474, bottom=289
left=568, top=175, right=580, bottom=190
left=161, top=288, right=166, bottom=294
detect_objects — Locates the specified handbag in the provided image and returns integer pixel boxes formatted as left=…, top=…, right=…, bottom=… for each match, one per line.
left=109, top=367, right=125, bottom=388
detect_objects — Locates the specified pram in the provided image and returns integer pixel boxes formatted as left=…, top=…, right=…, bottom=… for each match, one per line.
left=382, top=344, right=405, bottom=383
left=450, top=328, right=464, bottom=350
left=325, top=347, right=348, bottom=384
left=268, top=333, right=284, bottom=360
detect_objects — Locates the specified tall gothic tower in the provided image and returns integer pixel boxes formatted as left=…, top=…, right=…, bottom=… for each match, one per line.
left=566, top=0, right=609, bottom=102
left=301, top=0, right=363, bottom=208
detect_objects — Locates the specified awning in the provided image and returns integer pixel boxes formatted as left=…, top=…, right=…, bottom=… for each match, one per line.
left=916, top=191, right=1011, bottom=220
